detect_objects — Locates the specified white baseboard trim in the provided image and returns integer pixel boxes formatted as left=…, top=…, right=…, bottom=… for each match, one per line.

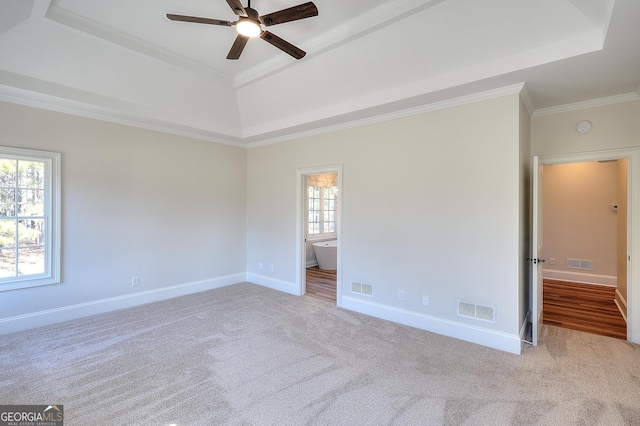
left=543, top=270, right=617, bottom=286
left=247, top=273, right=299, bottom=296
left=520, top=310, right=531, bottom=345
left=0, top=273, right=246, bottom=336
left=341, top=296, right=522, bottom=354
left=615, top=288, right=628, bottom=323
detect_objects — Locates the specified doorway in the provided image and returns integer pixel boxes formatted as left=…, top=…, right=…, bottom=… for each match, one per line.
left=295, top=165, right=342, bottom=306
left=542, top=160, right=627, bottom=339
left=536, top=148, right=640, bottom=345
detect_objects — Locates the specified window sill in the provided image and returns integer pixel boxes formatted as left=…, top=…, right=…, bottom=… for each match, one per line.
left=306, top=234, right=337, bottom=242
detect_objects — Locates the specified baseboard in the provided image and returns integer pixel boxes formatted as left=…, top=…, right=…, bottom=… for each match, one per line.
left=341, top=296, right=522, bottom=354
left=543, top=269, right=616, bottom=286
left=0, top=273, right=246, bottom=336
left=615, top=288, right=628, bottom=323
left=520, top=310, right=531, bottom=344
left=247, top=273, right=299, bottom=296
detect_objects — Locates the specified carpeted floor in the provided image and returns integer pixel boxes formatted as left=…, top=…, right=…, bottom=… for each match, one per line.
left=1, top=282, right=639, bottom=425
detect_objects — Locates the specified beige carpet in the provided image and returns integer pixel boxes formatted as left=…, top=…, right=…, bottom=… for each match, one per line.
left=1, top=283, right=639, bottom=425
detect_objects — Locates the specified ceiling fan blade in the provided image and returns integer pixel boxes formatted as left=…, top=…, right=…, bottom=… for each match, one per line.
left=166, top=14, right=232, bottom=26
left=260, top=31, right=306, bottom=59
left=260, top=2, right=318, bottom=26
left=227, top=35, right=249, bottom=60
left=226, top=0, right=247, bottom=16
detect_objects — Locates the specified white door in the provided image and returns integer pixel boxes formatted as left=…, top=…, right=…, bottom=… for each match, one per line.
left=530, top=156, right=545, bottom=346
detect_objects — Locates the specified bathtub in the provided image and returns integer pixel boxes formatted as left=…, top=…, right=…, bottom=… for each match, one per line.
left=312, top=240, right=337, bottom=270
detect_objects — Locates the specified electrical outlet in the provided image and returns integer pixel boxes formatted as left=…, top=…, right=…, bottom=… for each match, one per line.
left=398, top=290, right=405, bottom=301
left=422, top=295, right=429, bottom=306
left=259, top=262, right=263, bottom=270
left=549, top=258, right=556, bottom=265
left=269, top=264, right=274, bottom=272
left=131, top=277, right=139, bottom=287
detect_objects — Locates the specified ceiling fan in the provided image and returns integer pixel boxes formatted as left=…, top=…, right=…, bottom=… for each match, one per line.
left=167, top=0, right=318, bottom=60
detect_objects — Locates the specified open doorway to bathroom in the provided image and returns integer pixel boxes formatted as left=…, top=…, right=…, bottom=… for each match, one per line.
left=305, top=173, right=338, bottom=302
left=296, top=166, right=342, bottom=305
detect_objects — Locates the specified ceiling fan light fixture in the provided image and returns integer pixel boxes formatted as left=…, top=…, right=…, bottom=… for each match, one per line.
left=167, top=1, right=318, bottom=60
left=236, top=18, right=261, bottom=37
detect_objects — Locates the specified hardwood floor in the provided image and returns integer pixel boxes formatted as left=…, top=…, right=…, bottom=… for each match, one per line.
left=543, top=279, right=627, bottom=340
left=306, top=266, right=337, bottom=303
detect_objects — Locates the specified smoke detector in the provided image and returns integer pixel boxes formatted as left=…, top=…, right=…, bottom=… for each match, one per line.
left=576, top=120, right=592, bottom=133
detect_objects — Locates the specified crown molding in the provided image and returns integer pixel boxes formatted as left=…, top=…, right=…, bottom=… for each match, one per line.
left=247, top=83, right=526, bottom=148
left=2, top=78, right=525, bottom=150
left=519, top=83, right=534, bottom=116
left=532, top=92, right=640, bottom=117
left=0, top=85, right=245, bottom=148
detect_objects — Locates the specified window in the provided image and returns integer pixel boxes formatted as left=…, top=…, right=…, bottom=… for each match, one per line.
left=307, top=185, right=337, bottom=237
left=0, top=146, right=61, bottom=291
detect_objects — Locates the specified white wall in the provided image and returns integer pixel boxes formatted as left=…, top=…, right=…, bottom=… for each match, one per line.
left=518, top=97, right=531, bottom=334
left=248, top=94, right=526, bottom=353
left=0, top=101, right=247, bottom=333
left=532, top=100, right=640, bottom=156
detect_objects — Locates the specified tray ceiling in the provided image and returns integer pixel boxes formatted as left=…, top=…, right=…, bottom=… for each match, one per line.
left=1, top=0, right=639, bottom=146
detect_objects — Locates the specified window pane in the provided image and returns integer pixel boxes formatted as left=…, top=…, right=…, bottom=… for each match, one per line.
left=0, top=248, right=16, bottom=277
left=324, top=211, right=334, bottom=222
left=18, top=161, right=45, bottom=189
left=0, top=160, right=16, bottom=186
left=0, top=219, right=17, bottom=248
left=0, top=189, right=15, bottom=216
left=18, top=247, right=45, bottom=276
left=18, top=219, right=44, bottom=246
left=17, top=189, right=44, bottom=216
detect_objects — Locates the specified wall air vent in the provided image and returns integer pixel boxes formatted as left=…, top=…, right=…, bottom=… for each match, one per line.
left=458, top=301, right=496, bottom=323
left=567, top=258, right=593, bottom=270
left=351, top=281, right=373, bottom=296
left=567, top=258, right=581, bottom=269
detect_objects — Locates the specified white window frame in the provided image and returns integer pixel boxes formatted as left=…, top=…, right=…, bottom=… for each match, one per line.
left=306, top=184, right=337, bottom=241
left=0, top=146, right=61, bottom=291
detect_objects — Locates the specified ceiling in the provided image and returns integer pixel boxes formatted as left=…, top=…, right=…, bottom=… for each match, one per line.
left=1, top=0, right=639, bottom=147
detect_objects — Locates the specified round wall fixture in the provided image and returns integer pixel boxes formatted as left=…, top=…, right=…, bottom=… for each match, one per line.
left=576, top=120, right=592, bottom=133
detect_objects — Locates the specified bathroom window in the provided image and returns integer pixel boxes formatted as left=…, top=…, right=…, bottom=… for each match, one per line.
left=308, top=186, right=337, bottom=237
left=0, top=146, right=61, bottom=292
